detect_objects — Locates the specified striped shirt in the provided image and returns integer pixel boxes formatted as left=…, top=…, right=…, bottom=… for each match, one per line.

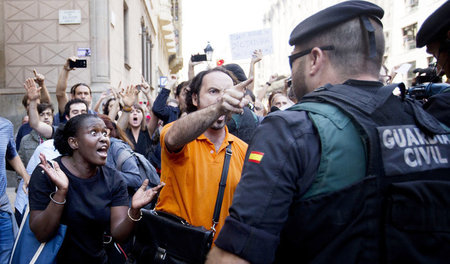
left=0, top=117, right=18, bottom=197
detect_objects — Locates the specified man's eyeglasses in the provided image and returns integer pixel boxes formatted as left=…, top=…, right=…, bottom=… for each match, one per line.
left=289, top=45, right=335, bottom=68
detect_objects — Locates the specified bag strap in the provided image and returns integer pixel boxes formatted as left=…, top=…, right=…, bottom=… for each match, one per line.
left=211, top=143, right=233, bottom=233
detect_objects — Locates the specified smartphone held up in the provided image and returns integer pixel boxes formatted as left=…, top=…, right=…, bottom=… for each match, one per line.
left=191, top=54, right=207, bottom=62
left=69, top=59, right=87, bottom=68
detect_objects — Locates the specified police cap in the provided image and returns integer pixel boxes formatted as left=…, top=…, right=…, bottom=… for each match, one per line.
left=416, top=1, right=450, bottom=48
left=289, top=0, right=384, bottom=46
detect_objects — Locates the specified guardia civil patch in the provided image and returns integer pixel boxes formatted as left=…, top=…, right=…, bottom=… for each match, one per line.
left=377, top=125, right=450, bottom=176
left=248, top=151, right=264, bottom=163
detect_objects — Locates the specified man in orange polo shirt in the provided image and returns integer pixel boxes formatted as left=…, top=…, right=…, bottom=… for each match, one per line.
left=155, top=67, right=251, bottom=240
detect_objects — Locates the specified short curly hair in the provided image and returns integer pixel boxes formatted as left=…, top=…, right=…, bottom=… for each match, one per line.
left=185, top=67, right=238, bottom=113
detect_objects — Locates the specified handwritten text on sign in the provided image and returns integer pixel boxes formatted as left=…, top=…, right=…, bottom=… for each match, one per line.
left=229, top=29, right=273, bottom=61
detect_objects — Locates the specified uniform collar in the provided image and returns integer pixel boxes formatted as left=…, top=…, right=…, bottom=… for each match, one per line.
left=343, top=79, right=383, bottom=87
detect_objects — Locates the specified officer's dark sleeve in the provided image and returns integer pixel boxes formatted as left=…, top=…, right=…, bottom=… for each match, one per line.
left=215, top=111, right=320, bottom=264
left=152, top=88, right=173, bottom=124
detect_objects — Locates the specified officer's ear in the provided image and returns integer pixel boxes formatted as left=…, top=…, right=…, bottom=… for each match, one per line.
left=308, top=47, right=326, bottom=76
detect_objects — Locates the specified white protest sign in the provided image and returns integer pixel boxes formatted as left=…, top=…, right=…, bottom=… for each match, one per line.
left=229, top=29, right=273, bottom=61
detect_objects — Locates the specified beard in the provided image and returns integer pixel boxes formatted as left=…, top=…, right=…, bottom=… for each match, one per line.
left=292, top=59, right=309, bottom=101
left=210, top=115, right=227, bottom=130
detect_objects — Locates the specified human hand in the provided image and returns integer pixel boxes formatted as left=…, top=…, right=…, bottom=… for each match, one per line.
left=131, top=180, right=165, bottom=210
left=24, top=78, right=41, bottom=101
left=100, top=90, right=109, bottom=100
left=139, top=76, right=152, bottom=96
left=268, top=74, right=278, bottom=84
left=33, top=69, right=45, bottom=85
left=120, top=85, right=138, bottom=107
left=189, top=57, right=203, bottom=67
left=167, top=74, right=177, bottom=91
left=63, top=56, right=78, bottom=71
left=219, top=78, right=253, bottom=115
left=251, top=49, right=263, bottom=64
left=22, top=177, right=30, bottom=194
left=38, top=153, right=69, bottom=192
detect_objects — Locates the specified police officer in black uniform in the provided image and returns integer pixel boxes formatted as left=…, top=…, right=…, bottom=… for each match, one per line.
left=416, top=1, right=450, bottom=127
left=207, top=1, right=450, bottom=264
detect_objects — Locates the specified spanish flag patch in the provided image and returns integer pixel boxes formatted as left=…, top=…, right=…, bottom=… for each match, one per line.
left=248, top=151, right=264, bottom=163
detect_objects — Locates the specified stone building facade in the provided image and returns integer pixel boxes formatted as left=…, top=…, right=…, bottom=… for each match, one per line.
left=0, top=0, right=183, bottom=131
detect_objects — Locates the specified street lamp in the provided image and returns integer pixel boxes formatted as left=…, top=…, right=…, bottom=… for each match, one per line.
left=204, top=42, right=214, bottom=62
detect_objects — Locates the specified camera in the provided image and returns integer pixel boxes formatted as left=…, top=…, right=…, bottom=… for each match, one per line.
left=191, top=54, right=207, bottom=62
left=69, top=59, right=87, bottom=68
left=407, top=65, right=449, bottom=100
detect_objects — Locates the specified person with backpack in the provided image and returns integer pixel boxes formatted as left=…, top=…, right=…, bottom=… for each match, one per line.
left=207, top=1, right=450, bottom=263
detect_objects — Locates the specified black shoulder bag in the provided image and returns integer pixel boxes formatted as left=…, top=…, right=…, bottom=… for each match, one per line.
left=134, top=144, right=233, bottom=264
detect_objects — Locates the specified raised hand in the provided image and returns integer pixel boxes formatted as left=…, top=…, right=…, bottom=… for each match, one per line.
left=268, top=73, right=278, bottom=84
left=100, top=90, right=109, bottom=100
left=24, top=78, right=41, bottom=101
left=120, top=85, right=138, bottom=107
left=139, top=76, right=151, bottom=95
left=38, top=153, right=69, bottom=192
left=63, top=56, right=78, bottom=71
left=251, top=49, right=263, bottom=64
left=33, top=69, right=45, bottom=85
left=167, top=74, right=178, bottom=91
left=189, top=57, right=203, bottom=67
left=131, top=179, right=165, bottom=210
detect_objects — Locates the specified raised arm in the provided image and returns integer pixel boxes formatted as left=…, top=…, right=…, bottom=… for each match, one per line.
left=108, top=81, right=122, bottom=121
left=247, top=49, right=262, bottom=92
left=164, top=78, right=253, bottom=152
left=33, top=69, right=51, bottom=104
left=117, top=85, right=138, bottom=131
left=56, top=57, right=76, bottom=114
left=25, top=78, right=53, bottom=139
left=93, top=90, right=108, bottom=113
left=188, top=57, right=203, bottom=80
left=146, top=111, right=159, bottom=139
left=151, top=75, right=177, bottom=123
left=140, top=76, right=155, bottom=108
left=256, top=74, right=278, bottom=102
left=29, top=155, right=68, bottom=242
